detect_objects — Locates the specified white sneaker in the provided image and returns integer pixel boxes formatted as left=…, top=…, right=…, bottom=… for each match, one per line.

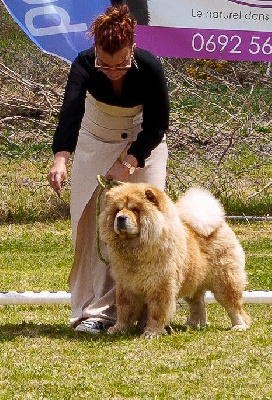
left=74, top=320, right=107, bottom=334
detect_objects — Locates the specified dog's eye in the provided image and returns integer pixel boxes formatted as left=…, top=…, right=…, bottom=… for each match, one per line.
left=132, top=207, right=140, bottom=214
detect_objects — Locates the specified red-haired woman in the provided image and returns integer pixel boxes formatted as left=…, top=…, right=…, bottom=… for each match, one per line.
left=48, top=5, right=169, bottom=334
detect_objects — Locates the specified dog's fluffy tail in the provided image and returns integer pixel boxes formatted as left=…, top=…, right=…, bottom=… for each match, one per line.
left=176, top=187, right=225, bottom=237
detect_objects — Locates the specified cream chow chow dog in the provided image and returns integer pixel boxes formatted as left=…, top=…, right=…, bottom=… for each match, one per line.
left=99, top=183, right=250, bottom=338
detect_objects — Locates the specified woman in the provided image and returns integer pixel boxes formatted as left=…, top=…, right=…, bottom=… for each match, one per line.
left=48, top=5, right=169, bottom=334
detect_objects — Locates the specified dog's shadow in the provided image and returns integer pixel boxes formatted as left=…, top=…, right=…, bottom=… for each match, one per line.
left=0, top=321, right=229, bottom=343
left=0, top=322, right=157, bottom=343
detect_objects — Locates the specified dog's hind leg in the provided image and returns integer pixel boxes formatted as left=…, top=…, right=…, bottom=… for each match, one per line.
left=212, top=288, right=250, bottom=331
left=184, top=290, right=208, bottom=329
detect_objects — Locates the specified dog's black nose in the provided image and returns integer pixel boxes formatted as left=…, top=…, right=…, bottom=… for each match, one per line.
left=117, top=215, right=127, bottom=229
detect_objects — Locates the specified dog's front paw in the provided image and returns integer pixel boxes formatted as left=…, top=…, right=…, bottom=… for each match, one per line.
left=141, top=328, right=167, bottom=339
left=107, top=324, right=128, bottom=335
left=185, top=320, right=209, bottom=331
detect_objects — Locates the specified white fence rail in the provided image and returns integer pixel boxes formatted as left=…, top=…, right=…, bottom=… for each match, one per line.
left=0, top=291, right=271, bottom=305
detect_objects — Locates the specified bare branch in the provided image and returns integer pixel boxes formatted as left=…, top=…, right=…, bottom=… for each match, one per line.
left=247, top=182, right=272, bottom=199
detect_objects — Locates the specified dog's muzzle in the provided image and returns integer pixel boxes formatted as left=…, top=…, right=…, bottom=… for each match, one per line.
left=114, top=212, right=139, bottom=236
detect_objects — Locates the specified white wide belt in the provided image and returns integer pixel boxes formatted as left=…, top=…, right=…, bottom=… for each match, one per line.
left=80, top=93, right=143, bottom=143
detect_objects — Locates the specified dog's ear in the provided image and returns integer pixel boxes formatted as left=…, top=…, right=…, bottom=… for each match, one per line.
left=145, top=188, right=160, bottom=207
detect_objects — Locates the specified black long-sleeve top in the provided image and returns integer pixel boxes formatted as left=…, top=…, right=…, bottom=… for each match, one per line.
left=52, top=47, right=169, bottom=167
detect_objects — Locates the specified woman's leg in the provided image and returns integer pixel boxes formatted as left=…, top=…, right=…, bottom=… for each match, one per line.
left=69, top=187, right=116, bottom=327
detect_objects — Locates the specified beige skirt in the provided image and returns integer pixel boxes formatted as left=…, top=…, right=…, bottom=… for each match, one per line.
left=69, top=93, right=168, bottom=326
left=70, top=93, right=143, bottom=244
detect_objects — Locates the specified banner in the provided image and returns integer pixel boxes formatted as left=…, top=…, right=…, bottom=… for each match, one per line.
left=1, top=0, right=271, bottom=63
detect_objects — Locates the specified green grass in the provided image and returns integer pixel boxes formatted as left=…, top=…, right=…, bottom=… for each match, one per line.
left=235, top=224, right=272, bottom=290
left=0, top=221, right=72, bottom=291
left=0, top=304, right=271, bottom=399
left=0, top=158, right=70, bottom=223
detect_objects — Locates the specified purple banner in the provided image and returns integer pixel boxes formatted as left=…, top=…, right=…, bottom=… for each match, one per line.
left=137, top=26, right=272, bottom=62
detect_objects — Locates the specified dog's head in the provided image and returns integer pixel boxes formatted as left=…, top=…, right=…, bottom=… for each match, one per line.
left=99, top=182, right=170, bottom=245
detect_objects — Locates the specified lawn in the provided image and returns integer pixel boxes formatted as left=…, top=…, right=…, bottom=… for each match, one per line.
left=0, top=221, right=271, bottom=399
left=0, top=304, right=271, bottom=399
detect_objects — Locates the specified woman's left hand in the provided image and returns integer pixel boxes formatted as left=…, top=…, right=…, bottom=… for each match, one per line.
left=106, top=161, right=130, bottom=182
left=106, top=155, right=138, bottom=182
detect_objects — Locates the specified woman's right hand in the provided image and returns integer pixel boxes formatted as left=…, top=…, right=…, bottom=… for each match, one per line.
left=48, top=151, right=70, bottom=196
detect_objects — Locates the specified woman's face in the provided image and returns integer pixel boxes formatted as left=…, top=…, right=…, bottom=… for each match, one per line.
left=95, top=45, right=133, bottom=81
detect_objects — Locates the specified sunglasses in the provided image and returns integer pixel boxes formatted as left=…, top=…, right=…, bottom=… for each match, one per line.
left=94, top=47, right=134, bottom=71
